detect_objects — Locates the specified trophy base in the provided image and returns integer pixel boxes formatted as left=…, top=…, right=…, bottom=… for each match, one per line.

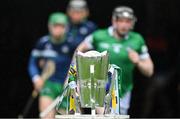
left=55, top=115, right=129, bottom=119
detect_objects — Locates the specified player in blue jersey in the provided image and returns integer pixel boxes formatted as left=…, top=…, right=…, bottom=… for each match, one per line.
left=66, top=0, right=97, bottom=47
left=28, top=12, right=76, bottom=118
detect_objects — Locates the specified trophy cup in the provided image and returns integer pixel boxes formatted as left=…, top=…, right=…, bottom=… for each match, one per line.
left=76, top=50, right=109, bottom=114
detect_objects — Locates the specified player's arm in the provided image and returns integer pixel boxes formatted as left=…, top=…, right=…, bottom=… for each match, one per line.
left=28, top=56, right=41, bottom=82
left=71, top=34, right=94, bottom=64
left=128, top=46, right=154, bottom=77
left=137, top=57, right=154, bottom=77
left=77, top=35, right=94, bottom=52
left=28, top=43, right=44, bottom=91
left=128, top=49, right=154, bottom=77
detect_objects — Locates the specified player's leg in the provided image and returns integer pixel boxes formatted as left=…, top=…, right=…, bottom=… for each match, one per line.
left=54, top=82, right=67, bottom=115
left=39, top=96, right=55, bottom=118
left=39, top=80, right=57, bottom=118
left=120, top=91, right=131, bottom=115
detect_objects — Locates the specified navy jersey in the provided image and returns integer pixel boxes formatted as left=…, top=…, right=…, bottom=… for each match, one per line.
left=28, top=35, right=76, bottom=84
left=68, top=20, right=97, bottom=48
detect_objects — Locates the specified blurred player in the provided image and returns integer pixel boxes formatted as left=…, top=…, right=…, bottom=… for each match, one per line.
left=76, top=6, right=154, bottom=114
left=28, top=12, right=77, bottom=118
left=67, top=0, right=97, bottom=48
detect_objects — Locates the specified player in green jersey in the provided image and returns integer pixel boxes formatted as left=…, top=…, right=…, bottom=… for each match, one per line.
left=75, top=6, right=154, bottom=114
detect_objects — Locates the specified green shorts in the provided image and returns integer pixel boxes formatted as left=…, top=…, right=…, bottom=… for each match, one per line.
left=40, top=80, right=67, bottom=109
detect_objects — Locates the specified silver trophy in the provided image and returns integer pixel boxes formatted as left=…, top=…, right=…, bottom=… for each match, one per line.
left=76, top=50, right=109, bottom=110
left=40, top=50, right=129, bottom=118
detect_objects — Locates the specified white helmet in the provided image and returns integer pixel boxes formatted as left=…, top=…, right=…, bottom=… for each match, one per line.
left=112, top=6, right=137, bottom=22
left=67, top=0, right=88, bottom=10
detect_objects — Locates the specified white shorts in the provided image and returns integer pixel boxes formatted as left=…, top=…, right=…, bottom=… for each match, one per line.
left=120, top=91, right=131, bottom=115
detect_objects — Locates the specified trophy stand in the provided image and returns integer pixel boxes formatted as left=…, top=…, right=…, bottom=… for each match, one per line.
left=55, top=114, right=129, bottom=119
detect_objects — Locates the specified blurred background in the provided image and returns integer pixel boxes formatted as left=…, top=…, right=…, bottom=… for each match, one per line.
left=0, top=0, right=179, bottom=117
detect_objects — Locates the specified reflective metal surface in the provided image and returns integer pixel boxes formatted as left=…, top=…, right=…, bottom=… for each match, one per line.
left=76, top=51, right=109, bottom=108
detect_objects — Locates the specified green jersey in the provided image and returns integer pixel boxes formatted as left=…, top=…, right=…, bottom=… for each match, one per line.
left=84, top=27, right=150, bottom=97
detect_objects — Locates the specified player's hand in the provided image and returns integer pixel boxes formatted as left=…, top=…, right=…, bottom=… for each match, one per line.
left=127, top=48, right=140, bottom=65
left=33, top=77, right=44, bottom=92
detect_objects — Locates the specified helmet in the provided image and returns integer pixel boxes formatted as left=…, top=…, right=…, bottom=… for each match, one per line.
left=48, top=12, right=68, bottom=25
left=67, top=0, right=88, bottom=10
left=112, top=6, right=137, bottom=22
